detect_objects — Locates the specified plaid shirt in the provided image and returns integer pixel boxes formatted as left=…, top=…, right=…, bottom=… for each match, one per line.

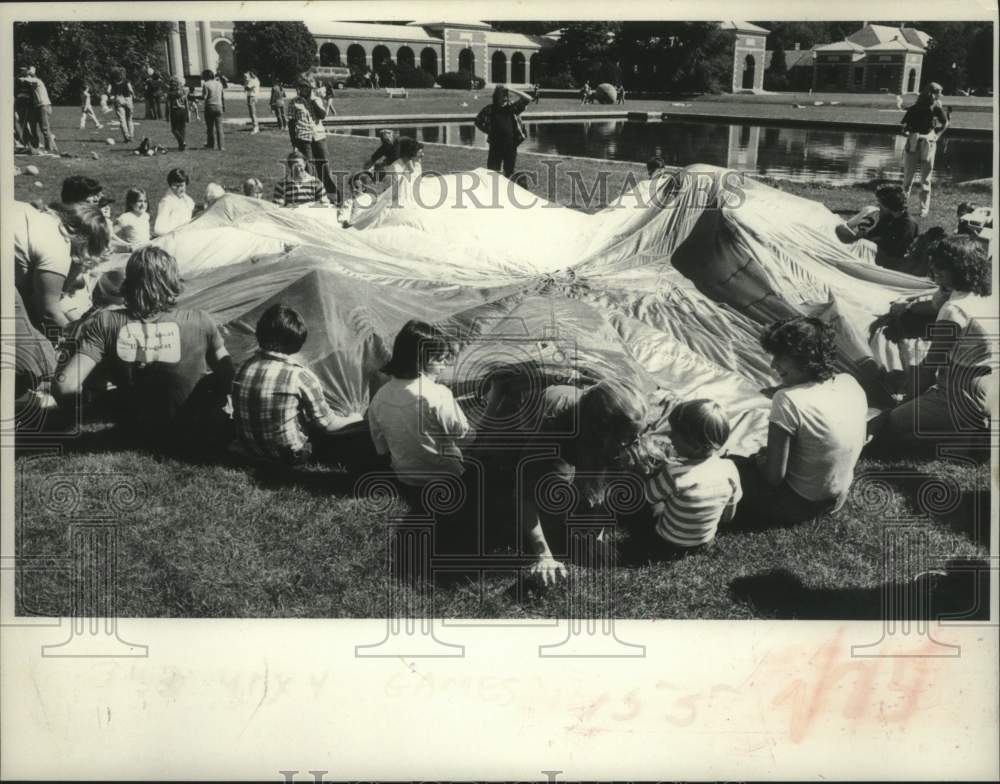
left=274, top=174, right=326, bottom=205
left=232, top=350, right=338, bottom=461
left=290, top=98, right=325, bottom=142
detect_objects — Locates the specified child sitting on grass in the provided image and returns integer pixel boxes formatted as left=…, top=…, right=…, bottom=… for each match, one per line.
left=642, top=399, right=742, bottom=556
left=153, top=168, right=195, bottom=236
left=367, top=320, right=473, bottom=488
left=338, top=171, right=377, bottom=227
left=273, top=150, right=329, bottom=207
left=733, top=317, right=868, bottom=528
left=113, top=188, right=151, bottom=249
left=232, top=304, right=362, bottom=464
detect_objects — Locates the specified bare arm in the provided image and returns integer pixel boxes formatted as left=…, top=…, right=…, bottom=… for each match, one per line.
left=33, top=270, right=69, bottom=328
left=54, top=352, right=97, bottom=398
left=755, top=423, right=792, bottom=487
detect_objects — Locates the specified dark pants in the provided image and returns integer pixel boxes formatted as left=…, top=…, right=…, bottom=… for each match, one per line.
left=272, top=104, right=286, bottom=129
left=730, top=456, right=838, bottom=529
left=145, top=96, right=158, bottom=119
left=487, top=141, right=517, bottom=177
left=293, top=137, right=338, bottom=199
left=169, top=109, right=188, bottom=149
left=204, top=106, right=224, bottom=150
left=15, top=99, right=34, bottom=147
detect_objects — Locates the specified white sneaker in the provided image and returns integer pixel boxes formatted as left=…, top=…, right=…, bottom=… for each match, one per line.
left=251, top=128, right=259, bottom=134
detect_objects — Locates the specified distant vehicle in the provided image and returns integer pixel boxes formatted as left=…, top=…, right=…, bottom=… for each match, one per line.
left=306, top=66, right=351, bottom=89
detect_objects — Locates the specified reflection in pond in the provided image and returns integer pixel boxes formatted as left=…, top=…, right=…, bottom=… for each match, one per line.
left=336, top=119, right=992, bottom=186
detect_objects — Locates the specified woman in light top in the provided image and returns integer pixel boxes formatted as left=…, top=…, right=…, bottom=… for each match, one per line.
left=875, top=235, right=994, bottom=452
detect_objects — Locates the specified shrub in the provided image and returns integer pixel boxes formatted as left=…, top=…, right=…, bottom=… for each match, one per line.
left=436, top=70, right=485, bottom=90
left=396, top=64, right=436, bottom=89
left=539, top=70, right=576, bottom=89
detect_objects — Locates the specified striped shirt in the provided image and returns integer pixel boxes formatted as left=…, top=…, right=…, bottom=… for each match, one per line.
left=274, top=174, right=327, bottom=206
left=645, top=456, right=742, bottom=547
left=232, top=350, right=340, bottom=461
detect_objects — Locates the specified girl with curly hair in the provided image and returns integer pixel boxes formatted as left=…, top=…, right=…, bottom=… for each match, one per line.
left=875, top=235, right=995, bottom=451
left=734, top=316, right=868, bottom=528
left=55, top=246, right=234, bottom=447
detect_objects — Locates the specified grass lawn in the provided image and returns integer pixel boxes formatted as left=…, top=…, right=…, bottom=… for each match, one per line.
left=12, top=106, right=994, bottom=619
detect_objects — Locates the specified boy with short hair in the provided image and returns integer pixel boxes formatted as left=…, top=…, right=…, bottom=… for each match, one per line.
left=232, top=304, right=361, bottom=464
left=274, top=150, right=329, bottom=207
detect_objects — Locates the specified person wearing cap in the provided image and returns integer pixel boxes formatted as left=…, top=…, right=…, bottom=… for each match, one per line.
left=835, top=183, right=919, bottom=272
left=201, top=69, right=226, bottom=151
left=60, top=176, right=104, bottom=207
left=288, top=80, right=337, bottom=199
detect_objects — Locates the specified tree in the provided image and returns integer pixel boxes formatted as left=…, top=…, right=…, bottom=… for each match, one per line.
left=965, top=24, right=992, bottom=89
left=14, top=22, right=171, bottom=102
left=232, top=22, right=317, bottom=82
left=543, top=22, right=620, bottom=85
left=764, top=40, right=788, bottom=91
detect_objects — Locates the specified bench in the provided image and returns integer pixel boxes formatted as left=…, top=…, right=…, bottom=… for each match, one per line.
left=385, top=87, right=408, bottom=99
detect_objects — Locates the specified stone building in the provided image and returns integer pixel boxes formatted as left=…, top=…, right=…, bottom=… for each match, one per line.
left=811, top=23, right=930, bottom=93
left=719, top=21, right=770, bottom=92
left=164, top=20, right=552, bottom=85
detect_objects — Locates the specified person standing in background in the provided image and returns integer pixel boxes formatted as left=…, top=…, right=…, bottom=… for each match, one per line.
left=484, top=85, right=532, bottom=178
left=288, top=80, right=337, bottom=201
left=166, top=75, right=190, bottom=151
left=201, top=70, right=226, bottom=151
left=25, top=67, right=58, bottom=154
left=79, top=80, right=104, bottom=130
left=900, top=82, right=949, bottom=218
left=15, top=66, right=36, bottom=148
left=244, top=70, right=261, bottom=134
left=269, top=77, right=287, bottom=131
left=108, top=68, right=136, bottom=143
left=144, top=68, right=160, bottom=120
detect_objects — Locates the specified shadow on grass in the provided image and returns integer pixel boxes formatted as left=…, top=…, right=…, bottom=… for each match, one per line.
left=730, top=560, right=990, bottom=620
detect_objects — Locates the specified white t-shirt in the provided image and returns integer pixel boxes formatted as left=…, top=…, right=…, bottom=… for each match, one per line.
left=153, top=191, right=195, bottom=236
left=936, top=291, right=995, bottom=375
left=770, top=373, right=867, bottom=505
left=244, top=75, right=260, bottom=99
left=114, top=210, right=151, bottom=245
left=367, top=375, right=472, bottom=485
left=12, top=201, right=72, bottom=295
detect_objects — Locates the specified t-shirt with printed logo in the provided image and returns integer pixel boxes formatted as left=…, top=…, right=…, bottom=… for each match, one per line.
left=77, top=308, right=226, bottom=427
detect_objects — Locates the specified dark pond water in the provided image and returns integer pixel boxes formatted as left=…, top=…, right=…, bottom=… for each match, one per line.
left=338, top=118, right=992, bottom=186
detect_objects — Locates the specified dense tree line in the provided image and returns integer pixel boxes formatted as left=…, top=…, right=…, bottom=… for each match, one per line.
left=14, top=22, right=171, bottom=101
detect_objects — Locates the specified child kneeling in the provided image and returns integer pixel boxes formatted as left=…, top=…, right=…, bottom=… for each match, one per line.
left=232, top=304, right=362, bottom=464
left=640, top=399, right=742, bottom=558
